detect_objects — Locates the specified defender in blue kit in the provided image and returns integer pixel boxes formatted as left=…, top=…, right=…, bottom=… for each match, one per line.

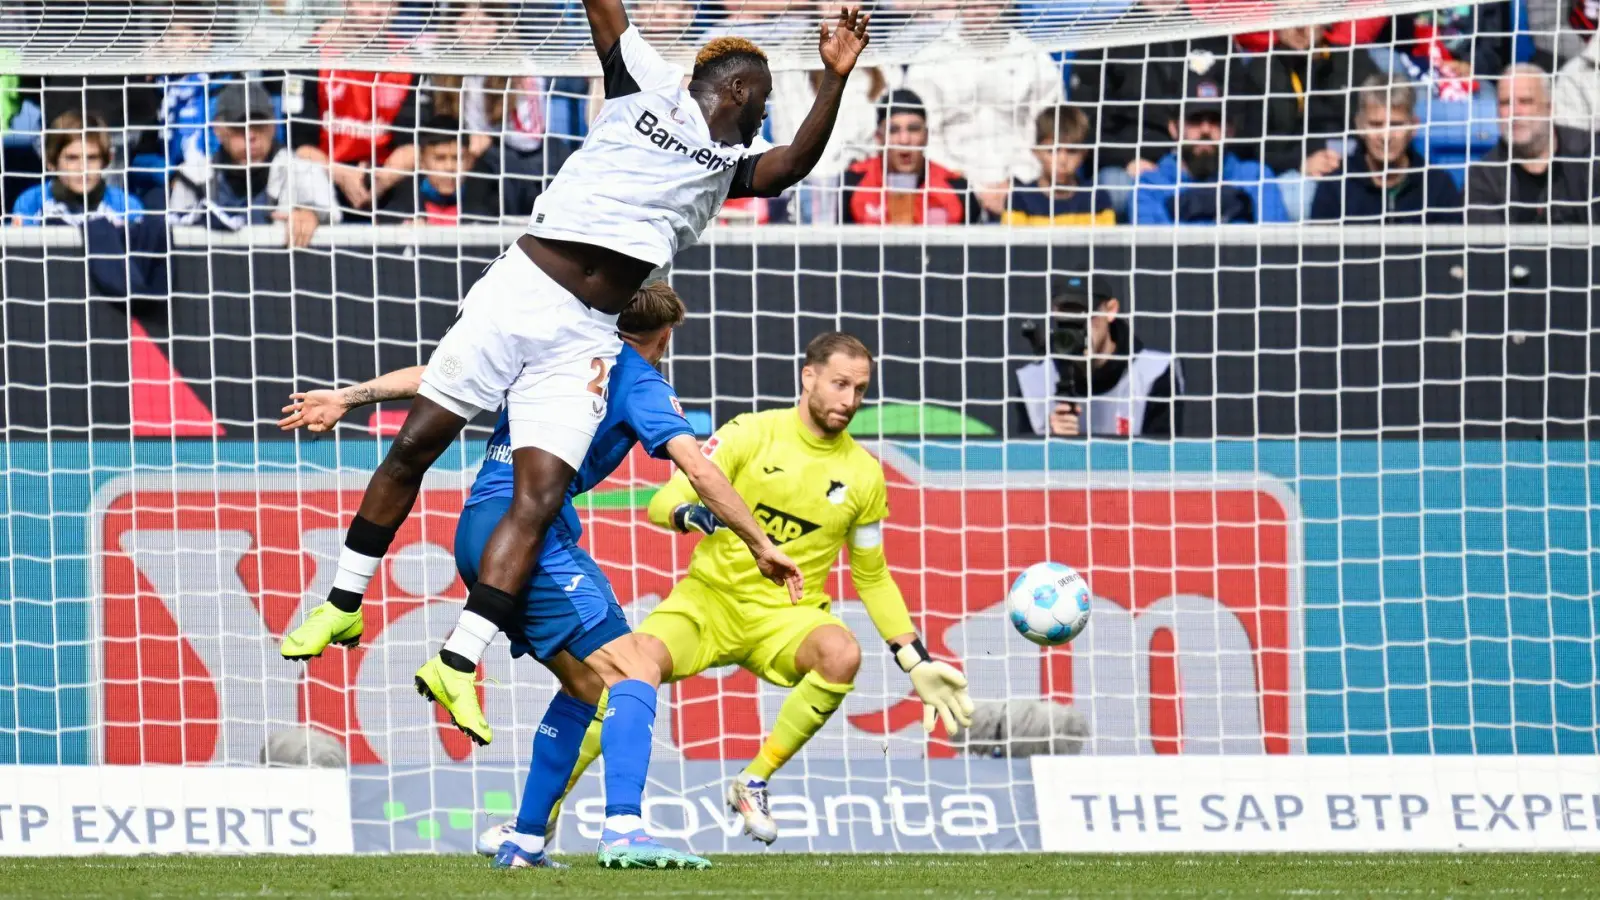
left=278, top=282, right=801, bottom=869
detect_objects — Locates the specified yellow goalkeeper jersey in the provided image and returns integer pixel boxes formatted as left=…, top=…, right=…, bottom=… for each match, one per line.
left=645, top=407, right=916, bottom=641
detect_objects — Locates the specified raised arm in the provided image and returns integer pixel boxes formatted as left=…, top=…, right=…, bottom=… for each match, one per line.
left=744, top=7, right=870, bottom=196
left=582, top=0, right=631, bottom=60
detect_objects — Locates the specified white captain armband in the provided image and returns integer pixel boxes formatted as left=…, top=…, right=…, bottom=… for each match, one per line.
left=850, top=521, right=884, bottom=549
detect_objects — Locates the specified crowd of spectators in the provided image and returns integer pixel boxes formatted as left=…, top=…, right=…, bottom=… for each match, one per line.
left=6, top=0, right=1600, bottom=241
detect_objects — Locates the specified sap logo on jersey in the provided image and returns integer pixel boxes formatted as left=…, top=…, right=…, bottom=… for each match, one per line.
left=753, top=503, right=820, bottom=544
left=633, top=110, right=738, bottom=172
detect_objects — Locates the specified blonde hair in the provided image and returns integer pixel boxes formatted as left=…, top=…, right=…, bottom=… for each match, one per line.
left=693, top=36, right=767, bottom=79
left=618, top=281, right=687, bottom=336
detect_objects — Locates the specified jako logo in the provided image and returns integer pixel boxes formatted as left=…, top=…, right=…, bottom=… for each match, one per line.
left=570, top=787, right=998, bottom=840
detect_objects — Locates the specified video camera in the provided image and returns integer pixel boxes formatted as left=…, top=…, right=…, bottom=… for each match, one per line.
left=1020, top=281, right=1113, bottom=402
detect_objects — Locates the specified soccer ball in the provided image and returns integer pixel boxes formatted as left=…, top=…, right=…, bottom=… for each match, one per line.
left=476, top=821, right=515, bottom=856
left=1007, top=562, right=1091, bottom=646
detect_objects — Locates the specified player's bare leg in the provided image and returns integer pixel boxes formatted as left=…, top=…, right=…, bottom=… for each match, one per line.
left=728, top=624, right=860, bottom=844
left=416, top=446, right=577, bottom=746
left=281, top=398, right=467, bottom=660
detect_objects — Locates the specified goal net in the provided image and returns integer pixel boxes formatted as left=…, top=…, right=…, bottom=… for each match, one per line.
left=4, top=0, right=1599, bottom=856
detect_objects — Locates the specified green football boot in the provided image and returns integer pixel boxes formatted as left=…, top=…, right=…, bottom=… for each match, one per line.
left=414, top=656, right=492, bottom=746
left=280, top=602, right=363, bottom=660
left=597, top=828, right=712, bottom=870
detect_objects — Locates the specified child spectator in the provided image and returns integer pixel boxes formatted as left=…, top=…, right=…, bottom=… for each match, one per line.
left=379, top=117, right=499, bottom=224
left=1310, top=73, right=1463, bottom=224
left=1133, top=62, right=1291, bottom=225
left=167, top=82, right=341, bottom=247
left=841, top=89, right=981, bottom=225
left=1002, top=106, right=1116, bottom=226
left=11, top=111, right=143, bottom=226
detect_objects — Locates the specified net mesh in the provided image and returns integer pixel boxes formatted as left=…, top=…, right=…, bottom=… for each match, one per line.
left=3, top=0, right=1479, bottom=75
left=3, top=0, right=1600, bottom=856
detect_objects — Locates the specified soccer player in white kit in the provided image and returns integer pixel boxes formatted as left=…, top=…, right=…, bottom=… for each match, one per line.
left=281, top=0, right=873, bottom=747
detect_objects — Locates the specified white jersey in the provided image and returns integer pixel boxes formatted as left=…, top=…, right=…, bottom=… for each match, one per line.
left=527, top=26, right=772, bottom=267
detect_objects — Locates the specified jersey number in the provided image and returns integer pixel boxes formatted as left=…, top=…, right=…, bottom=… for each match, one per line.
left=586, top=357, right=612, bottom=417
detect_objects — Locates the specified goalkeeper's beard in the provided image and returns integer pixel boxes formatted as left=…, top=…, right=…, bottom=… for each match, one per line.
left=806, top=392, right=856, bottom=436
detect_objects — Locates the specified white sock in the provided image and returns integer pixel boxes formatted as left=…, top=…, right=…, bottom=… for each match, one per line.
left=738, top=770, right=767, bottom=786
left=604, top=813, right=646, bottom=834
left=509, top=831, right=545, bottom=854
left=331, top=546, right=383, bottom=596
left=441, top=610, right=498, bottom=666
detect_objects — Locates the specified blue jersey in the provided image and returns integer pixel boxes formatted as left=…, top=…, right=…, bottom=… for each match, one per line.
left=464, top=343, right=693, bottom=541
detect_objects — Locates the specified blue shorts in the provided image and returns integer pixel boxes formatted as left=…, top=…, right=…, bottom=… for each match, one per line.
left=454, top=497, right=630, bottom=662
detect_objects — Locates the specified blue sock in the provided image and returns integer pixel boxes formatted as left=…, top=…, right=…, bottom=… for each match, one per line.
left=514, top=691, right=597, bottom=836
left=601, top=679, right=657, bottom=820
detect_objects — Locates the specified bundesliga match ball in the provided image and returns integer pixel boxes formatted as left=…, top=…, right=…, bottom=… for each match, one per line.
left=475, top=821, right=516, bottom=856
left=1007, top=562, right=1092, bottom=646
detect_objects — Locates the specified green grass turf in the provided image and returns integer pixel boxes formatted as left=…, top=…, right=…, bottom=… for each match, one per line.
left=1, top=853, right=1596, bottom=898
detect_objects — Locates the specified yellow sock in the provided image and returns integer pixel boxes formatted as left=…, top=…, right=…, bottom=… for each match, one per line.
left=547, top=689, right=607, bottom=833
left=746, top=671, right=853, bottom=781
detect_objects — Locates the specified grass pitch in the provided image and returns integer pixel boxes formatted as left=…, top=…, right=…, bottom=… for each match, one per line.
left=1, top=853, right=1595, bottom=898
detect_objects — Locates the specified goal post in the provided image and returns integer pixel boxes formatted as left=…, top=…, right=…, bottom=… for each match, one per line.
left=3, top=0, right=1600, bottom=858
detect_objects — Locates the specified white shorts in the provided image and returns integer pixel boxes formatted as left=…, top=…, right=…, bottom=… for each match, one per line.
left=418, top=247, right=621, bottom=471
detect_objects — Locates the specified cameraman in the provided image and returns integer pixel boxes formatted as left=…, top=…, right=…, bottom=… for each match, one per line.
left=1011, top=281, right=1183, bottom=438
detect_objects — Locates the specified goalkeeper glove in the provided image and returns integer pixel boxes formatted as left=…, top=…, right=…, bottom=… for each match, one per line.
left=891, top=638, right=975, bottom=738
left=671, top=503, right=724, bottom=536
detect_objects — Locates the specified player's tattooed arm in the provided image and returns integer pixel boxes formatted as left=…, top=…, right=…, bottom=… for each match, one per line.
left=745, top=7, right=869, bottom=196
left=663, top=434, right=804, bottom=601
left=277, top=365, right=425, bottom=432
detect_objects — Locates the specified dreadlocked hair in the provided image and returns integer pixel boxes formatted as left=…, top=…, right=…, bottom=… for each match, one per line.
left=692, top=36, right=768, bottom=82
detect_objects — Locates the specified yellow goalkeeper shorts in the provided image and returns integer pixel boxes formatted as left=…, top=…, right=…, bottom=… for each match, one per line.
left=638, top=575, right=847, bottom=689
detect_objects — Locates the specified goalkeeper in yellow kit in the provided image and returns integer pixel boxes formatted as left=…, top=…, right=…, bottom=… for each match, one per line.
left=557, top=331, right=975, bottom=845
